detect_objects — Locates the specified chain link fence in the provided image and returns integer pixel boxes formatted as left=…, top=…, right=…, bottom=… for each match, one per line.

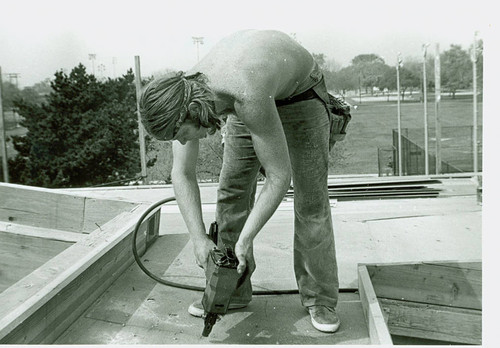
left=378, top=126, right=483, bottom=176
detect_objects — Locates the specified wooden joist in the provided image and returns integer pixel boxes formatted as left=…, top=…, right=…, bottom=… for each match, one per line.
left=358, top=261, right=482, bottom=345
left=0, top=183, right=138, bottom=233
left=366, top=262, right=482, bottom=310
left=0, top=184, right=164, bottom=344
left=358, top=265, right=393, bottom=345
left=379, top=298, right=482, bottom=345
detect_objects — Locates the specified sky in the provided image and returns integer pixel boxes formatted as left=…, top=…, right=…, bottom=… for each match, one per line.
left=0, top=0, right=495, bottom=88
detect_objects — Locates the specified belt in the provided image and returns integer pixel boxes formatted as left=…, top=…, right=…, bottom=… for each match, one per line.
left=275, top=88, right=317, bottom=107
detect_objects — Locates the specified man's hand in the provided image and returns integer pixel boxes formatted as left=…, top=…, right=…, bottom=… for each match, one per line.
left=192, top=236, right=217, bottom=270
left=235, top=239, right=256, bottom=276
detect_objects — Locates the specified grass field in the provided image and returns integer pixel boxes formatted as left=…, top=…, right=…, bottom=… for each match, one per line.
left=331, top=95, right=483, bottom=175
left=2, top=96, right=483, bottom=178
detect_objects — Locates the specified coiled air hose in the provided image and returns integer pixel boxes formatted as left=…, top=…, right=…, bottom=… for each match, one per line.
left=132, top=197, right=355, bottom=294
left=132, top=197, right=299, bottom=295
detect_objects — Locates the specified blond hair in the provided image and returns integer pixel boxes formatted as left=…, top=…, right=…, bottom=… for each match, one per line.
left=139, top=72, right=220, bottom=140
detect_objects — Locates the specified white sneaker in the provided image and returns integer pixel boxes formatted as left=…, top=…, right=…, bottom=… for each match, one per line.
left=188, top=299, right=249, bottom=317
left=308, top=305, right=340, bottom=333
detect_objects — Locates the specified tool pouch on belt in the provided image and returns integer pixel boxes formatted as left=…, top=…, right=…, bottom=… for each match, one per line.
left=327, top=93, right=351, bottom=149
left=311, top=78, right=352, bottom=150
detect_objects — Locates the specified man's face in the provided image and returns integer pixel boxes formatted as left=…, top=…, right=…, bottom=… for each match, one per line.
left=173, top=119, right=209, bottom=145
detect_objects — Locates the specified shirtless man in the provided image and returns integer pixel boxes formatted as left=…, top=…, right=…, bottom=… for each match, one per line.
left=139, top=30, right=340, bottom=333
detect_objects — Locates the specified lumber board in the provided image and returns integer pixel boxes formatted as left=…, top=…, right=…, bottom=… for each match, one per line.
left=334, top=194, right=439, bottom=201
left=0, top=232, right=73, bottom=293
left=0, top=183, right=84, bottom=232
left=326, top=178, right=441, bottom=188
left=0, top=205, right=160, bottom=344
left=328, top=184, right=429, bottom=191
left=357, top=265, right=393, bottom=345
left=0, top=183, right=139, bottom=233
left=379, top=298, right=482, bottom=344
left=366, top=262, right=482, bottom=310
left=327, top=190, right=440, bottom=197
left=80, top=197, right=139, bottom=233
left=0, top=221, right=84, bottom=243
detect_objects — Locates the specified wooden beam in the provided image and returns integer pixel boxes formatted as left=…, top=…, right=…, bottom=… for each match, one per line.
left=0, top=183, right=138, bottom=233
left=0, top=232, right=73, bottom=292
left=0, top=204, right=160, bottom=344
left=379, top=298, right=481, bottom=345
left=0, top=221, right=84, bottom=243
left=358, top=265, right=393, bottom=345
left=366, top=261, right=482, bottom=310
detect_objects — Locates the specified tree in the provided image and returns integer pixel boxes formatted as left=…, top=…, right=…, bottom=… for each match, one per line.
left=351, top=54, right=388, bottom=94
left=331, top=66, right=357, bottom=96
left=9, top=64, right=141, bottom=187
left=441, top=44, right=472, bottom=98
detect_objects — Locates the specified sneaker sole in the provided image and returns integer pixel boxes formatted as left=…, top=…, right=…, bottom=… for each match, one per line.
left=188, top=302, right=248, bottom=318
left=310, top=317, right=340, bottom=333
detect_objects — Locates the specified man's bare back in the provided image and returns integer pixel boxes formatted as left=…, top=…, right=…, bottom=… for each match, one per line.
left=188, top=30, right=315, bottom=105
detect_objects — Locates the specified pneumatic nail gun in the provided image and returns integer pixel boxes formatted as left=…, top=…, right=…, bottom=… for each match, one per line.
left=201, top=221, right=247, bottom=337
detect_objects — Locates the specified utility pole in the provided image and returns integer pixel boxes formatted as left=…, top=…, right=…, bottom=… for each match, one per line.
left=97, top=63, right=106, bottom=78
left=7, top=73, right=20, bottom=88
left=88, top=54, right=96, bottom=75
left=396, top=53, right=403, bottom=176
left=422, top=43, right=430, bottom=175
left=434, top=44, right=442, bottom=174
left=192, top=36, right=204, bottom=62
left=0, top=67, right=9, bottom=182
left=470, top=32, right=479, bottom=174
left=134, top=56, right=148, bottom=184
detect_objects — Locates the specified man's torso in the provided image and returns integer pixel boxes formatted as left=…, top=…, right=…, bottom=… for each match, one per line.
left=187, top=30, right=316, bottom=113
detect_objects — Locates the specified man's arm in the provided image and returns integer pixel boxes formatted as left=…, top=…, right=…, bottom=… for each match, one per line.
left=233, top=95, right=292, bottom=273
left=171, top=139, right=215, bottom=269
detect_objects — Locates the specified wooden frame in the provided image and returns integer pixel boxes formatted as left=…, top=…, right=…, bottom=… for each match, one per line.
left=0, top=183, right=161, bottom=344
left=358, top=260, right=482, bottom=345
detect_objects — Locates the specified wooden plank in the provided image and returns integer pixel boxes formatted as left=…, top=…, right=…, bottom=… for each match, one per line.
left=379, top=298, right=482, bottom=345
left=366, top=262, right=482, bottom=310
left=0, top=183, right=140, bottom=234
left=358, top=265, right=393, bottom=345
left=0, top=221, right=84, bottom=243
left=334, top=194, right=439, bottom=201
left=0, top=206, right=160, bottom=344
left=81, top=197, right=140, bottom=233
left=326, top=178, right=441, bottom=188
left=328, top=190, right=440, bottom=197
left=0, top=232, right=73, bottom=292
left=0, top=183, right=85, bottom=232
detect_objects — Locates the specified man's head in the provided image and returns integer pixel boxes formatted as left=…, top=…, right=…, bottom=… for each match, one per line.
left=139, top=72, right=221, bottom=142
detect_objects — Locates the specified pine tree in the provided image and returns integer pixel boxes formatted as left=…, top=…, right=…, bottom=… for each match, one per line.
left=9, top=64, right=141, bottom=187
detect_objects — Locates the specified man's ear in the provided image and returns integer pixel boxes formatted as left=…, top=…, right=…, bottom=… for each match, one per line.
left=188, top=102, right=200, bottom=120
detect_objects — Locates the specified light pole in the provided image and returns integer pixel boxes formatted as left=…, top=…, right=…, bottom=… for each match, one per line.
left=97, top=64, right=106, bottom=78
left=470, top=32, right=479, bottom=175
left=396, top=53, right=403, bottom=176
left=434, top=44, right=442, bottom=175
left=422, top=43, right=430, bottom=175
left=88, top=54, right=96, bottom=75
left=192, top=37, right=204, bottom=62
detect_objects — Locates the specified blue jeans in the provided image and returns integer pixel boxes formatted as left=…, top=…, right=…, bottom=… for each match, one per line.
left=216, top=97, right=339, bottom=309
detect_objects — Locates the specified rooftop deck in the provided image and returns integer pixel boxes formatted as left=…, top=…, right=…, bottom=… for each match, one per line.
left=51, top=175, right=481, bottom=344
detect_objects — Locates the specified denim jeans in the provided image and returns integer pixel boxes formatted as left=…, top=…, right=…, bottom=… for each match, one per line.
left=215, top=97, right=339, bottom=309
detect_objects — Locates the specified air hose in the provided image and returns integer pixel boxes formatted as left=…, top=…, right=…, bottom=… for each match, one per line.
left=132, top=197, right=355, bottom=294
